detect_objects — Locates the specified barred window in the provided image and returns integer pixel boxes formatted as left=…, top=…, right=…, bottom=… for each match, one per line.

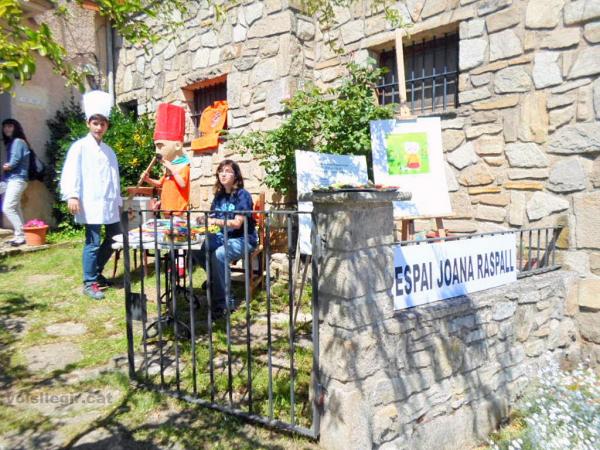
left=119, top=100, right=138, bottom=119
left=190, top=78, right=227, bottom=129
left=376, top=32, right=459, bottom=114
left=378, top=49, right=401, bottom=106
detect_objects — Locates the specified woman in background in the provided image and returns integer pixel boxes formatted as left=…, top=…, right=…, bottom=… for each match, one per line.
left=1, top=119, right=30, bottom=247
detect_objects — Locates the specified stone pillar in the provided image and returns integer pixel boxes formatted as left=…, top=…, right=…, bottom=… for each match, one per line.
left=310, top=190, right=409, bottom=450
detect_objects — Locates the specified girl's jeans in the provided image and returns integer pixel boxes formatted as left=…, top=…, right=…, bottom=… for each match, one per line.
left=194, top=233, right=257, bottom=309
left=2, top=178, right=28, bottom=242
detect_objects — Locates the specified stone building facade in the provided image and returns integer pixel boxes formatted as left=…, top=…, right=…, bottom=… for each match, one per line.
left=113, top=0, right=600, bottom=290
left=114, top=1, right=316, bottom=208
left=0, top=1, right=109, bottom=226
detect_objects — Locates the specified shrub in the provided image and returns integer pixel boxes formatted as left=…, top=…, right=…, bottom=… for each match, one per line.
left=45, top=99, right=157, bottom=230
left=228, top=61, right=395, bottom=195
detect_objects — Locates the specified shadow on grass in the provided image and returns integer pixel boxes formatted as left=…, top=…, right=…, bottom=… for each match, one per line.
left=0, top=293, right=40, bottom=389
left=64, top=386, right=290, bottom=450
left=0, top=411, right=57, bottom=450
left=0, top=261, right=24, bottom=273
left=0, top=292, right=39, bottom=317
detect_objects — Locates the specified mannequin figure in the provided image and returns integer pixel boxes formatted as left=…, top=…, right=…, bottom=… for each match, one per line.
left=142, top=103, right=190, bottom=215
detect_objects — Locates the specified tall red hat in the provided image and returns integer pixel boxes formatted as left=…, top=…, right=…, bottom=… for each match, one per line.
left=153, top=103, right=185, bottom=142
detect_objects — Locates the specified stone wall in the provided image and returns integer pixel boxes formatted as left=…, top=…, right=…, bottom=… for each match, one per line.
left=114, top=0, right=316, bottom=208
left=309, top=1, right=600, bottom=284
left=114, top=0, right=600, bottom=284
left=311, top=191, right=581, bottom=450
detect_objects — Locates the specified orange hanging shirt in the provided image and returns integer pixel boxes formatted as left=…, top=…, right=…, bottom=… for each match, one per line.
left=159, top=163, right=190, bottom=214
left=191, top=100, right=228, bottom=151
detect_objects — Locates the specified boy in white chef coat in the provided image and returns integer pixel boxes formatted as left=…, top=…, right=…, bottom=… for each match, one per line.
left=60, top=91, right=122, bottom=300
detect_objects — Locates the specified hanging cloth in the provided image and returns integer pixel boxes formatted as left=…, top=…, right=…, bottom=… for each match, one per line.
left=191, top=100, right=228, bottom=152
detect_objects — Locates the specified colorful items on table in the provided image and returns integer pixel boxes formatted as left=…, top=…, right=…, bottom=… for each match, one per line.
left=141, top=218, right=190, bottom=244
left=116, top=219, right=220, bottom=244
left=312, top=182, right=401, bottom=192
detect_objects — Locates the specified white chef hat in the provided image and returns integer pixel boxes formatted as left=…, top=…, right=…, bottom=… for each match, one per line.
left=83, top=90, right=113, bottom=120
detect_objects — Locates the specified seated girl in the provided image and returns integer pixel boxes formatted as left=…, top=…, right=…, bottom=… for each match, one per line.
left=194, top=159, right=258, bottom=317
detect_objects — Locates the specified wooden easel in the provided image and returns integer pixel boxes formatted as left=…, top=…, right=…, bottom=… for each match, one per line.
left=393, top=75, right=449, bottom=242
left=401, top=217, right=446, bottom=241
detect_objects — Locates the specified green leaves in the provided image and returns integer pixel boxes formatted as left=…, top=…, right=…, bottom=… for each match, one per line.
left=294, top=0, right=404, bottom=29
left=0, top=0, right=190, bottom=93
left=229, top=62, right=395, bottom=195
left=1, top=0, right=403, bottom=93
left=103, top=109, right=157, bottom=190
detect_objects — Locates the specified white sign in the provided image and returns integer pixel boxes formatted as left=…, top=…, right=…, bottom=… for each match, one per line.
left=295, top=150, right=368, bottom=255
left=14, top=85, right=48, bottom=109
left=393, top=234, right=517, bottom=310
left=370, top=117, right=452, bottom=218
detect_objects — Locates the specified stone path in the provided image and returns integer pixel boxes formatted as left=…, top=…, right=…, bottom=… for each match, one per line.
left=46, top=321, right=88, bottom=337
left=23, top=342, right=84, bottom=373
left=1, top=362, right=126, bottom=450
left=0, top=317, right=29, bottom=339
left=0, top=309, right=128, bottom=450
left=0, top=228, right=73, bottom=257
left=69, top=426, right=171, bottom=450
left=0, top=382, right=124, bottom=450
left=0, top=238, right=50, bottom=257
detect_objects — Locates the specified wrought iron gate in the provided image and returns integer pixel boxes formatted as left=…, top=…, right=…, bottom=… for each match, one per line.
left=120, top=208, right=320, bottom=439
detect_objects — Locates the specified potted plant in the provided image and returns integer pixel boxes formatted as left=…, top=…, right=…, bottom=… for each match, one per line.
left=23, top=219, right=49, bottom=246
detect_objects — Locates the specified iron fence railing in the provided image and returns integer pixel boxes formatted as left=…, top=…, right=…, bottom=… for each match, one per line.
left=396, top=227, right=563, bottom=278
left=120, top=204, right=562, bottom=440
left=120, top=208, right=319, bottom=439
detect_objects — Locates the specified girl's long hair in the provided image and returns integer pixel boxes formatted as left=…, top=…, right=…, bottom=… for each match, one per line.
left=213, top=159, right=244, bottom=196
left=2, top=118, right=30, bottom=148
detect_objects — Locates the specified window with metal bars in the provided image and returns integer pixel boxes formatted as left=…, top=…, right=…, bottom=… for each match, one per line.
left=190, top=81, right=227, bottom=129
left=119, top=100, right=138, bottom=119
left=376, top=32, right=459, bottom=114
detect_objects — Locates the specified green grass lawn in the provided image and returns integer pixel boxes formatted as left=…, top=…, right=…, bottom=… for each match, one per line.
left=0, top=236, right=318, bottom=449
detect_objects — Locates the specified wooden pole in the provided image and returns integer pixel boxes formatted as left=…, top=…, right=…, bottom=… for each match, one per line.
left=394, top=28, right=411, bottom=118
left=136, top=156, right=158, bottom=188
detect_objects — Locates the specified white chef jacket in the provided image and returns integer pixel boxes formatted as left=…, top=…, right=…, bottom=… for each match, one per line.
left=60, top=134, right=122, bottom=224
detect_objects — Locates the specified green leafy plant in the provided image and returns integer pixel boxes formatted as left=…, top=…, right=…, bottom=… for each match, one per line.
left=292, top=0, right=405, bottom=33
left=0, top=0, right=190, bottom=92
left=45, top=100, right=157, bottom=230
left=45, top=98, right=86, bottom=231
left=103, top=109, right=157, bottom=189
left=229, top=61, right=395, bottom=195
